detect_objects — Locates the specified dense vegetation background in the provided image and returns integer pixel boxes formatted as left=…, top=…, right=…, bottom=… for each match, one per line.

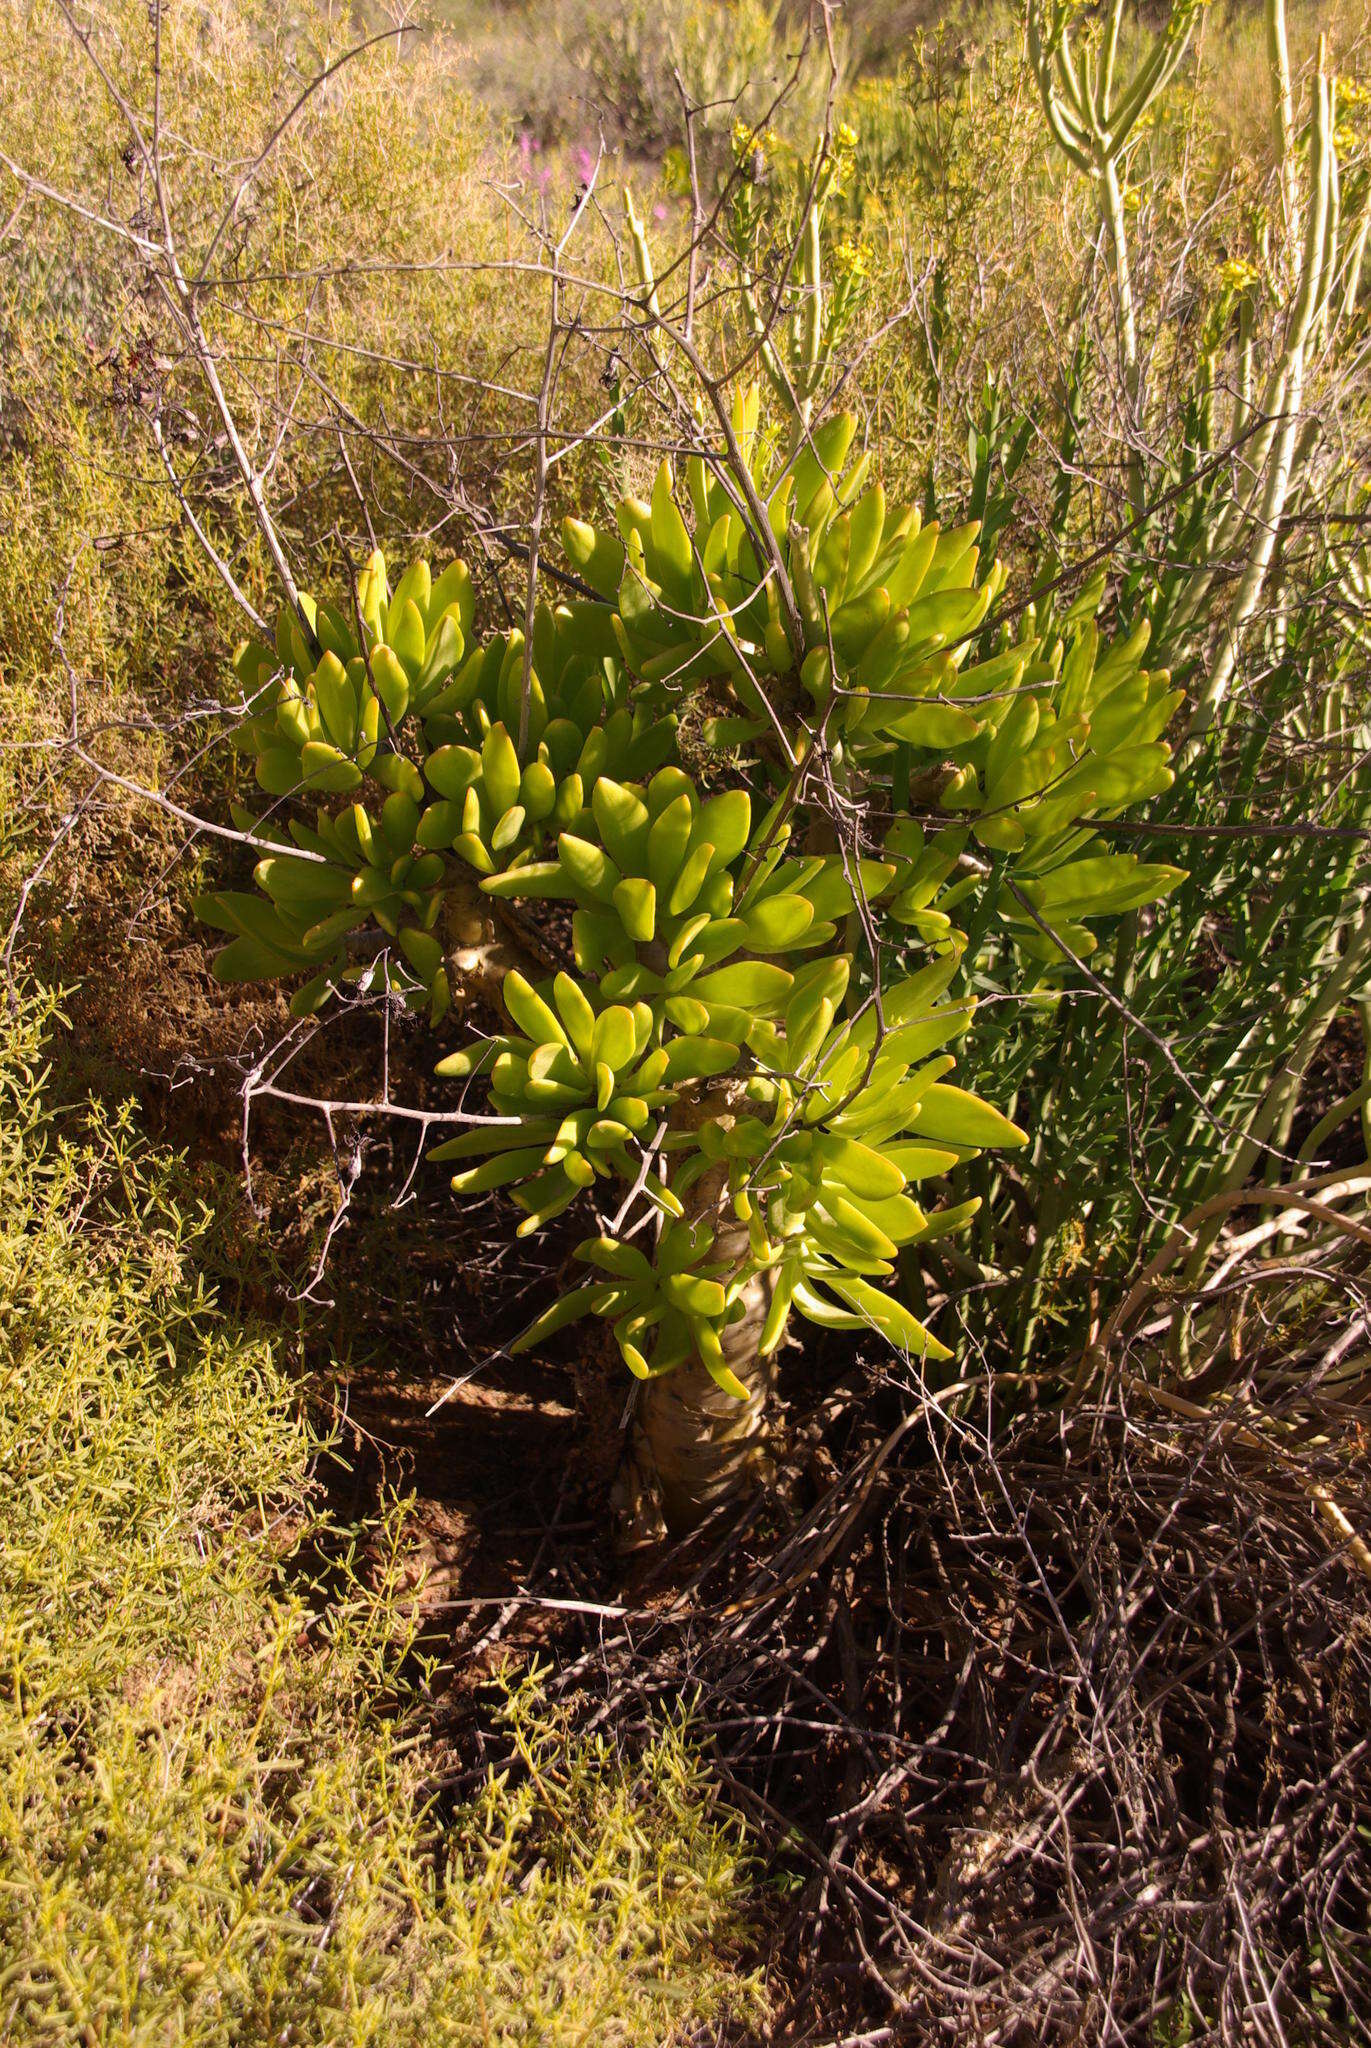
left=2, top=1, right=1368, bottom=2041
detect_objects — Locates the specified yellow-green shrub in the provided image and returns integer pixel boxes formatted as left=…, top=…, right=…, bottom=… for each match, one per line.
left=0, top=982, right=760, bottom=2046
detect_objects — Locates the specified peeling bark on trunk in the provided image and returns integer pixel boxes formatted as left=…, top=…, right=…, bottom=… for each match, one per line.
left=617, top=1137, right=781, bottom=1547
left=442, top=868, right=558, bottom=1010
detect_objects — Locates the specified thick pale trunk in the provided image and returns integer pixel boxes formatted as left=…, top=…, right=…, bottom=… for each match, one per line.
left=618, top=1154, right=780, bottom=1546
left=442, top=868, right=558, bottom=1006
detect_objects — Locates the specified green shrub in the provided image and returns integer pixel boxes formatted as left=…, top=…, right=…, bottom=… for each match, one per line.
left=0, top=0, right=559, bottom=999
left=0, top=983, right=759, bottom=2046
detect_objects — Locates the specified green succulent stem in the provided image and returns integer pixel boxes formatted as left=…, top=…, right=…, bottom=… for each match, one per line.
left=1182, top=19, right=1343, bottom=743
left=1268, top=0, right=1301, bottom=248
left=1026, top=0, right=1205, bottom=523
left=793, top=195, right=824, bottom=430
left=1027, top=0, right=1367, bottom=759
left=1097, top=151, right=1143, bottom=521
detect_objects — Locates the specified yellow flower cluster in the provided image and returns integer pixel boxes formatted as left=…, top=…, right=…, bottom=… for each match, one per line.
left=832, top=236, right=870, bottom=281
left=1218, top=256, right=1260, bottom=293
left=832, top=121, right=858, bottom=181
left=730, top=118, right=778, bottom=168
left=662, top=145, right=691, bottom=197
left=1336, top=75, right=1371, bottom=152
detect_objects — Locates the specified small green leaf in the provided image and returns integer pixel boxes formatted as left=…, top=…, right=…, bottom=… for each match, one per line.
left=740, top=892, right=815, bottom=953
left=481, top=860, right=563, bottom=899
left=1021, top=855, right=1185, bottom=921
left=398, top=927, right=442, bottom=983
left=503, top=970, right=569, bottom=1048
left=592, top=778, right=652, bottom=872
left=811, top=1134, right=905, bottom=1199
left=511, top=1282, right=612, bottom=1351
left=562, top=517, right=625, bottom=600
left=451, top=1146, right=551, bottom=1194
left=425, top=744, right=482, bottom=800
left=559, top=834, right=620, bottom=903
left=828, top=1275, right=953, bottom=1360
left=649, top=459, right=694, bottom=596
left=592, top=1005, right=638, bottom=1072
left=647, top=792, right=696, bottom=896
left=553, top=972, right=597, bottom=1062
left=482, top=724, right=522, bottom=817
left=212, top=934, right=298, bottom=981
left=312, top=652, right=359, bottom=751
left=667, top=842, right=716, bottom=916
left=370, top=643, right=411, bottom=724
left=693, top=1318, right=750, bottom=1398
left=910, top=1082, right=1027, bottom=1150
left=693, top=960, right=792, bottom=1011
left=390, top=596, right=427, bottom=679
left=692, top=790, right=750, bottom=870
left=664, top=996, right=711, bottom=1035
left=300, top=741, right=363, bottom=793
left=576, top=1235, right=654, bottom=1281
left=791, top=1280, right=865, bottom=1330
left=520, top=759, right=557, bottom=821
left=612, top=876, right=657, bottom=943
left=661, top=1035, right=740, bottom=1083
left=884, top=701, right=983, bottom=748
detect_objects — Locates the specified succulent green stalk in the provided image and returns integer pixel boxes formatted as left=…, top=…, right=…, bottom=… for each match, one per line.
left=1028, top=0, right=1367, bottom=747
left=1182, top=18, right=1343, bottom=738
left=1027, top=0, right=1204, bottom=520
left=623, top=189, right=661, bottom=321
left=642, top=122, right=863, bottom=438
left=1176, top=13, right=1370, bottom=746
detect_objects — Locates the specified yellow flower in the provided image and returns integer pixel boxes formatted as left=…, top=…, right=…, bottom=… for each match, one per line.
left=731, top=119, right=776, bottom=167
left=832, top=237, right=869, bottom=281
left=1218, top=257, right=1259, bottom=292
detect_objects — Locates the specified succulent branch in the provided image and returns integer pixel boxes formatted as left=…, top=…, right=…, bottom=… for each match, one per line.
left=1027, top=0, right=1368, bottom=746
left=1027, top=0, right=1204, bottom=514
left=1176, top=8, right=1357, bottom=737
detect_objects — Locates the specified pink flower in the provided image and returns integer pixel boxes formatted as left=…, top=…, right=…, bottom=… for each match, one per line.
left=516, top=130, right=550, bottom=194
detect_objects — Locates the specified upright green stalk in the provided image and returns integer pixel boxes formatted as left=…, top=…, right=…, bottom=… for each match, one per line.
left=1026, top=0, right=1202, bottom=522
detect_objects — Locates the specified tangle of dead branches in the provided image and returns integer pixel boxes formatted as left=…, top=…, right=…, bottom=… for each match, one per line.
left=506, top=1174, right=1371, bottom=2044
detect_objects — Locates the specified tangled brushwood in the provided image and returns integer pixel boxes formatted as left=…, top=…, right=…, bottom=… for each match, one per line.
left=531, top=1166, right=1371, bottom=2042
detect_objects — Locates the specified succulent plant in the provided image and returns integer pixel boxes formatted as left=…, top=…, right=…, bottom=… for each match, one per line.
left=202, top=372, right=1185, bottom=1532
